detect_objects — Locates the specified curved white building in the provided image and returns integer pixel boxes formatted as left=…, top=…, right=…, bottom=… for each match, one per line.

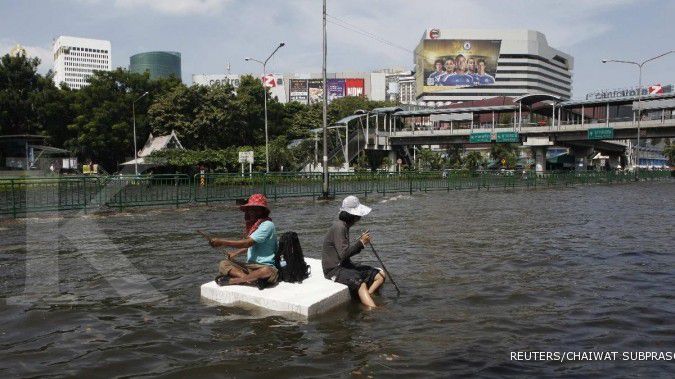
left=415, top=29, right=573, bottom=105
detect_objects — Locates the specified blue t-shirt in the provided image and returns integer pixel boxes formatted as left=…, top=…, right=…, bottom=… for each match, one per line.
left=247, top=220, right=277, bottom=265
left=439, top=73, right=474, bottom=87
left=476, top=74, right=495, bottom=85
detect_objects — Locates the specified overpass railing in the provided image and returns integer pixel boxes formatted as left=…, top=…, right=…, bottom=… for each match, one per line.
left=0, top=170, right=671, bottom=217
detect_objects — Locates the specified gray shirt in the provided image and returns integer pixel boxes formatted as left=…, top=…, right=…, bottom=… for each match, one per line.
left=322, top=220, right=364, bottom=276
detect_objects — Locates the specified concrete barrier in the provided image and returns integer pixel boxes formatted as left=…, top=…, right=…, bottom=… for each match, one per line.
left=200, top=258, right=351, bottom=318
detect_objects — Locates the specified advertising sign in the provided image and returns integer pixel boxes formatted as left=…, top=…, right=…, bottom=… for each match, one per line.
left=289, top=79, right=309, bottom=104
left=416, top=39, right=501, bottom=94
left=345, top=78, right=365, bottom=97
left=327, top=79, right=346, bottom=102
left=308, top=79, right=324, bottom=104
left=585, top=84, right=672, bottom=100
left=192, top=74, right=241, bottom=88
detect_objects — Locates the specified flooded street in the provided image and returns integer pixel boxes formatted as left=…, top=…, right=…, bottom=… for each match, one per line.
left=1, top=182, right=674, bottom=377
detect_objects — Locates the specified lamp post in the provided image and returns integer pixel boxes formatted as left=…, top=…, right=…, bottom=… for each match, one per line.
left=132, top=91, right=149, bottom=176
left=245, top=42, right=286, bottom=173
left=602, top=50, right=674, bottom=180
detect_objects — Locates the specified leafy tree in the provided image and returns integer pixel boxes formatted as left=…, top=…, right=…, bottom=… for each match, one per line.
left=463, top=151, right=485, bottom=171
left=0, top=54, right=60, bottom=136
left=64, top=69, right=180, bottom=170
left=489, top=143, right=518, bottom=168
left=417, top=148, right=444, bottom=170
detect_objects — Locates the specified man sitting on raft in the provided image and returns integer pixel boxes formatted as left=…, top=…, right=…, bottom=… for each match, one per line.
left=209, top=194, right=279, bottom=287
left=322, top=195, right=385, bottom=307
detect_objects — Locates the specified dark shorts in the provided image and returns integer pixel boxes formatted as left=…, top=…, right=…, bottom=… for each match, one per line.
left=218, top=260, right=279, bottom=284
left=331, top=264, right=382, bottom=292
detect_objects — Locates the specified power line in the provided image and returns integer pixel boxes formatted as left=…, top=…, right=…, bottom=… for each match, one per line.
left=325, top=13, right=432, bottom=63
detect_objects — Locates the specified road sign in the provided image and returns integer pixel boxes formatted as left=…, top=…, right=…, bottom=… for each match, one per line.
left=496, top=132, right=519, bottom=143
left=238, top=151, right=254, bottom=163
left=588, top=127, right=614, bottom=140
left=469, top=132, right=491, bottom=143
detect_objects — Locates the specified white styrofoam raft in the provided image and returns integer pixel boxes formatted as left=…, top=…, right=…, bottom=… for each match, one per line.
left=200, top=258, right=351, bottom=318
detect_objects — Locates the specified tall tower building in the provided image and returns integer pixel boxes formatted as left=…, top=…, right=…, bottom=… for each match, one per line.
left=52, top=36, right=111, bottom=89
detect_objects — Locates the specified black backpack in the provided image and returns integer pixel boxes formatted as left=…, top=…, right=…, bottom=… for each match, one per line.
left=274, top=232, right=311, bottom=283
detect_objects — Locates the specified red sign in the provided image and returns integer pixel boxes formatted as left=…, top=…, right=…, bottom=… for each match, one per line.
left=262, top=74, right=276, bottom=88
left=648, top=84, right=663, bottom=95
left=345, top=78, right=364, bottom=97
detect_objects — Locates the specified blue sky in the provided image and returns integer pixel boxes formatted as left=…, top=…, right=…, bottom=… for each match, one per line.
left=1, top=0, right=674, bottom=98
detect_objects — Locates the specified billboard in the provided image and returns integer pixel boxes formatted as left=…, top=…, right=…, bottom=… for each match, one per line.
left=289, top=79, right=308, bottom=104
left=416, top=39, right=501, bottom=94
left=327, top=79, right=346, bottom=102
left=308, top=79, right=323, bottom=104
left=345, top=78, right=364, bottom=97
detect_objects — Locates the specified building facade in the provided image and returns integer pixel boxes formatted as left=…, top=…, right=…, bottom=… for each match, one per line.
left=52, top=36, right=111, bottom=90
left=414, top=29, right=573, bottom=106
left=129, top=51, right=181, bottom=80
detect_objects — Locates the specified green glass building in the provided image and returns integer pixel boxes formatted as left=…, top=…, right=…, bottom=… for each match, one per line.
left=129, top=51, right=181, bottom=80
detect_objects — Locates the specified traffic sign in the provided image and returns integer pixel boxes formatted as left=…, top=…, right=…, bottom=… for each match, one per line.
left=496, top=132, right=519, bottom=143
left=588, top=128, right=614, bottom=140
left=469, top=132, right=491, bottom=143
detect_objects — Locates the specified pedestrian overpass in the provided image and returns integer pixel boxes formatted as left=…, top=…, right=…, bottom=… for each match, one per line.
left=363, top=93, right=675, bottom=171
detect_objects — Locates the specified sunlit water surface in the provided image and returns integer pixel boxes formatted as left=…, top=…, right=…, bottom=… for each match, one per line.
left=1, top=182, right=674, bottom=378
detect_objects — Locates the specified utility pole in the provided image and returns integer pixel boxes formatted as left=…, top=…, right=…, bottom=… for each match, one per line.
left=321, top=0, right=330, bottom=198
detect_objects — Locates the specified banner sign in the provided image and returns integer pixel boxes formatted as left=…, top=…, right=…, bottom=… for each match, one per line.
left=345, top=78, right=365, bottom=97
left=289, top=79, right=309, bottom=104
left=327, top=79, right=346, bottom=102
left=308, top=79, right=323, bottom=104
left=416, top=39, right=501, bottom=95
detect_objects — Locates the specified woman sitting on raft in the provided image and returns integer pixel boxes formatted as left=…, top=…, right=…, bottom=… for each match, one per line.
left=322, top=196, right=386, bottom=308
left=209, top=194, right=278, bottom=288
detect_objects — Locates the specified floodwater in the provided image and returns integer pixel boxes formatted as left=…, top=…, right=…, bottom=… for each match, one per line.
left=1, top=182, right=674, bottom=378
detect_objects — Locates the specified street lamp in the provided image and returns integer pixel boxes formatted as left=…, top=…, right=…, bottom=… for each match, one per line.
left=602, top=50, right=674, bottom=180
left=132, top=91, right=149, bottom=176
left=245, top=42, right=286, bottom=173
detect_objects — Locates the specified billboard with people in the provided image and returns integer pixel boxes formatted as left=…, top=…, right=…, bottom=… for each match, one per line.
left=416, top=39, right=501, bottom=93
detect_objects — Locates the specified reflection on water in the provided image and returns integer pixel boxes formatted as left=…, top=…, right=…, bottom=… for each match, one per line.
left=1, top=182, right=674, bottom=377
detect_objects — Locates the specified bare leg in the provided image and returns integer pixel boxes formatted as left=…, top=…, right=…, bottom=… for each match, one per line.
left=228, top=267, right=273, bottom=285
left=368, top=272, right=386, bottom=295
left=357, top=283, right=377, bottom=308
left=227, top=267, right=247, bottom=279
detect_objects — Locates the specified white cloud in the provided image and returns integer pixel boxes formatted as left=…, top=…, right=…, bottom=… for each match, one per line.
left=0, top=40, right=53, bottom=73
left=113, top=0, right=231, bottom=15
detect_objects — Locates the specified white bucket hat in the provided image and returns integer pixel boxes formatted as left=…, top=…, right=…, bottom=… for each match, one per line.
left=340, top=195, right=371, bottom=217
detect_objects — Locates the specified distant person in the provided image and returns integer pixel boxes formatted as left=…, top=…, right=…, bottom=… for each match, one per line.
left=209, top=194, right=279, bottom=289
left=426, top=59, right=445, bottom=85
left=440, top=55, right=473, bottom=86
left=475, top=59, right=495, bottom=85
left=322, top=196, right=385, bottom=308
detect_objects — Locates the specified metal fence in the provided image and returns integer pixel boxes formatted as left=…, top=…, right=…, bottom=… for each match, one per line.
left=0, top=170, right=671, bottom=218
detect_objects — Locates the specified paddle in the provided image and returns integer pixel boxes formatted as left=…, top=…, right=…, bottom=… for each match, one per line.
left=365, top=237, right=401, bottom=296
left=196, top=230, right=249, bottom=274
